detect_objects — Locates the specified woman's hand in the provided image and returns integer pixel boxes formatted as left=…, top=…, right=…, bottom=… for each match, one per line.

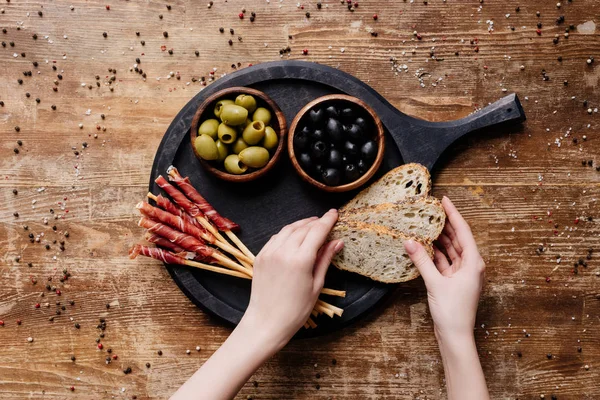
left=245, top=209, right=343, bottom=347
left=404, top=196, right=485, bottom=342
left=171, top=210, right=342, bottom=400
left=404, top=196, right=489, bottom=400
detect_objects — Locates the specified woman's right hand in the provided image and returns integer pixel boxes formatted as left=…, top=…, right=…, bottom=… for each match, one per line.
left=404, top=196, right=485, bottom=343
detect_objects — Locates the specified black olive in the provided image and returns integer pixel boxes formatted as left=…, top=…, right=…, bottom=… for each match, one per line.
left=343, top=141, right=358, bottom=158
left=308, top=108, right=325, bottom=125
left=361, top=140, right=378, bottom=162
left=355, top=117, right=367, bottom=130
left=326, top=118, right=343, bottom=143
left=346, top=124, right=364, bottom=143
left=311, top=129, right=326, bottom=142
left=325, top=105, right=339, bottom=118
left=311, top=141, right=328, bottom=161
left=313, top=164, right=326, bottom=179
left=298, top=152, right=312, bottom=170
left=293, top=129, right=310, bottom=151
left=340, top=107, right=354, bottom=122
left=328, top=149, right=342, bottom=168
left=344, top=163, right=360, bottom=182
left=322, top=168, right=341, bottom=186
left=357, top=159, right=369, bottom=174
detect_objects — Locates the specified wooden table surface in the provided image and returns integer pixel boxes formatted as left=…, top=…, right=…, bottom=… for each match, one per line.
left=1, top=0, right=599, bottom=398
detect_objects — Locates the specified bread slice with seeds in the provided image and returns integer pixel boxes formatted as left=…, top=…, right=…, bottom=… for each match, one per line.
left=340, top=163, right=431, bottom=212
left=328, top=221, right=432, bottom=283
left=339, top=197, right=445, bottom=242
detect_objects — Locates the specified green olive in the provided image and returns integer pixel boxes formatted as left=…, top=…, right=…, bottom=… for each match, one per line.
left=224, top=154, right=248, bottom=175
left=242, top=120, right=266, bottom=145
left=215, top=140, right=229, bottom=162
left=198, top=119, right=219, bottom=139
left=252, top=107, right=272, bottom=125
left=235, top=94, right=257, bottom=113
left=232, top=137, right=249, bottom=154
left=239, top=146, right=270, bottom=168
left=213, top=99, right=234, bottom=118
left=217, top=123, right=237, bottom=144
left=220, top=104, right=248, bottom=126
left=262, top=126, right=279, bottom=151
left=194, top=134, right=219, bottom=161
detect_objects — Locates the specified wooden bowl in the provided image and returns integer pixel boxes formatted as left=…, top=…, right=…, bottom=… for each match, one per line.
left=287, top=94, right=385, bottom=193
left=190, top=87, right=287, bottom=183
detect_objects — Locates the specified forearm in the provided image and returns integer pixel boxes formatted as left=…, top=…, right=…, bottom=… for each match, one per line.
left=437, top=333, right=489, bottom=400
left=171, top=314, right=285, bottom=400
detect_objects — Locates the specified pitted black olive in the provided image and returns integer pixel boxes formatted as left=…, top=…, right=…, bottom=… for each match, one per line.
left=322, top=168, right=341, bottom=186
left=311, top=141, right=328, bottom=161
left=308, top=108, right=325, bottom=125
left=344, top=163, right=360, bottom=182
left=361, top=140, right=377, bottom=162
left=325, top=105, right=339, bottom=118
left=326, top=118, right=343, bottom=143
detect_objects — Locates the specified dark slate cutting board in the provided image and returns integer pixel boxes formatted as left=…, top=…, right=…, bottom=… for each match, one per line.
left=149, top=61, right=525, bottom=338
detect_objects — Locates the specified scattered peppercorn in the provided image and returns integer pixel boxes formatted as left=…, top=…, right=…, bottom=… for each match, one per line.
left=146, top=362, right=151, bottom=368
left=103, top=32, right=107, bottom=38
left=163, top=31, right=168, bottom=38
left=168, top=49, right=173, bottom=54
left=74, top=323, right=80, bottom=329
left=51, top=104, right=56, bottom=110
left=228, top=39, right=233, bottom=45
left=195, top=50, right=199, bottom=56
left=166, top=4, right=171, bottom=10
left=18, top=79, right=23, bottom=85
left=157, top=350, right=163, bottom=356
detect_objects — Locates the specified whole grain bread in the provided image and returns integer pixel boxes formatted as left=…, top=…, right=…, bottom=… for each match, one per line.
left=340, top=163, right=431, bottom=212
left=329, top=220, right=433, bottom=283
left=339, top=197, right=445, bottom=242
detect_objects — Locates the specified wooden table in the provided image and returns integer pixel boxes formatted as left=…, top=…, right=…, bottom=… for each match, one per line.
left=1, top=1, right=599, bottom=398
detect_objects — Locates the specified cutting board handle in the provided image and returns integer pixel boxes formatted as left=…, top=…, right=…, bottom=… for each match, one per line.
left=389, top=93, right=526, bottom=170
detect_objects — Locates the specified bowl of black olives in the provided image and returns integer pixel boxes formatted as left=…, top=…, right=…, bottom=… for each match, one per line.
left=288, top=94, right=385, bottom=192
left=190, top=87, right=287, bottom=183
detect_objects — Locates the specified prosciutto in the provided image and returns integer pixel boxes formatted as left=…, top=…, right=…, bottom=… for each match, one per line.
left=153, top=194, right=201, bottom=228
left=129, top=244, right=191, bottom=266
left=137, top=217, right=216, bottom=261
left=167, top=166, right=239, bottom=232
left=155, top=175, right=203, bottom=218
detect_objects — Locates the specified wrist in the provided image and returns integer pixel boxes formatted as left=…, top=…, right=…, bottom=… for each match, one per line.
left=237, top=311, right=290, bottom=354
left=435, top=328, right=476, bottom=356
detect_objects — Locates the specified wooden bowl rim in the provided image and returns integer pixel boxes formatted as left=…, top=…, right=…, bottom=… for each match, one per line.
left=190, top=86, right=287, bottom=183
left=287, top=94, right=385, bottom=193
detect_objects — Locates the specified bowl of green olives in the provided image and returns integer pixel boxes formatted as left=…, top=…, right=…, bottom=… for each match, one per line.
left=288, top=94, right=385, bottom=193
left=190, top=87, right=287, bottom=182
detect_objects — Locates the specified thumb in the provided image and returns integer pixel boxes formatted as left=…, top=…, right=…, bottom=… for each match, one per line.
left=404, top=240, right=439, bottom=287
left=313, top=240, right=344, bottom=291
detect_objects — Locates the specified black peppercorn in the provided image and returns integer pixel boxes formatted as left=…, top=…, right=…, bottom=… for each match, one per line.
left=15, top=126, right=20, bottom=132
left=146, top=362, right=151, bottom=368
left=13, top=211, right=19, bottom=217
left=195, top=50, right=199, bottom=56
left=141, top=40, right=145, bottom=45
left=17, top=140, right=22, bottom=146
left=332, top=359, right=337, bottom=365
left=18, top=79, right=23, bottom=84
left=159, top=14, right=163, bottom=19
left=163, top=31, right=168, bottom=38
left=45, top=244, right=50, bottom=250
left=135, top=57, right=140, bottom=63
left=305, top=12, right=310, bottom=18
left=51, top=105, right=56, bottom=110
left=317, top=2, right=322, bottom=9
left=547, top=353, right=552, bottom=359
left=13, top=189, right=18, bottom=195
left=25, top=93, right=30, bottom=98
left=230, top=28, right=234, bottom=34
left=157, top=350, right=163, bottom=356
left=166, top=4, right=171, bottom=10
left=168, top=49, right=173, bottom=54
left=103, top=32, right=107, bottom=38
left=517, top=351, right=522, bottom=357
left=36, top=98, right=40, bottom=103
left=250, top=16, right=254, bottom=22
left=74, top=323, right=80, bottom=329
left=38, top=10, right=43, bottom=16
left=32, top=33, right=37, bottom=40
left=71, top=355, right=76, bottom=361
left=228, top=39, right=233, bottom=45
left=9, top=41, right=14, bottom=46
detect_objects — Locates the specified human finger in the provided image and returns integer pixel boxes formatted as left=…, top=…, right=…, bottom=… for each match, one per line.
left=312, top=240, right=343, bottom=293
left=267, top=216, right=318, bottom=251
left=437, top=233, right=461, bottom=264
left=298, top=209, right=339, bottom=251
left=404, top=240, right=439, bottom=287
left=442, top=221, right=463, bottom=254
left=433, top=245, right=451, bottom=275
left=441, top=196, right=477, bottom=251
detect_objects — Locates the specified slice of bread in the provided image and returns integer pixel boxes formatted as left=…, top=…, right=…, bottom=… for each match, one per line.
left=339, top=197, right=445, bottom=242
left=329, top=221, right=432, bottom=283
left=340, top=163, right=431, bottom=212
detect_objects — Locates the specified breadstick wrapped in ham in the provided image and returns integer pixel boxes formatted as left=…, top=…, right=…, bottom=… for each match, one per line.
left=166, top=166, right=239, bottom=232
left=153, top=194, right=202, bottom=229
left=129, top=244, right=250, bottom=280
left=138, top=217, right=251, bottom=277
left=137, top=201, right=252, bottom=264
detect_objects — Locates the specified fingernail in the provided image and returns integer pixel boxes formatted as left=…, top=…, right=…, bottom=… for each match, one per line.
left=334, top=240, right=344, bottom=253
left=404, top=239, right=417, bottom=253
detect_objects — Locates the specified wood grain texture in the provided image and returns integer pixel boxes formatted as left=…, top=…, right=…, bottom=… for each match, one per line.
left=1, top=0, right=599, bottom=399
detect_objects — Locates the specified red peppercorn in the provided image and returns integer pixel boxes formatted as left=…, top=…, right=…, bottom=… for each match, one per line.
left=545, top=277, right=551, bottom=283
left=105, top=5, right=110, bottom=10
left=0, top=320, right=4, bottom=326
left=574, top=218, right=580, bottom=224
left=373, top=14, right=378, bottom=20
left=70, top=386, right=75, bottom=391
left=238, top=12, right=244, bottom=19
left=112, top=354, right=118, bottom=360
left=35, top=303, right=40, bottom=308
left=56, top=289, right=61, bottom=295
left=416, top=34, right=422, bottom=40
left=98, top=343, right=103, bottom=350
left=302, top=49, right=308, bottom=55
left=536, top=29, right=541, bottom=35
left=17, top=319, right=22, bottom=325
